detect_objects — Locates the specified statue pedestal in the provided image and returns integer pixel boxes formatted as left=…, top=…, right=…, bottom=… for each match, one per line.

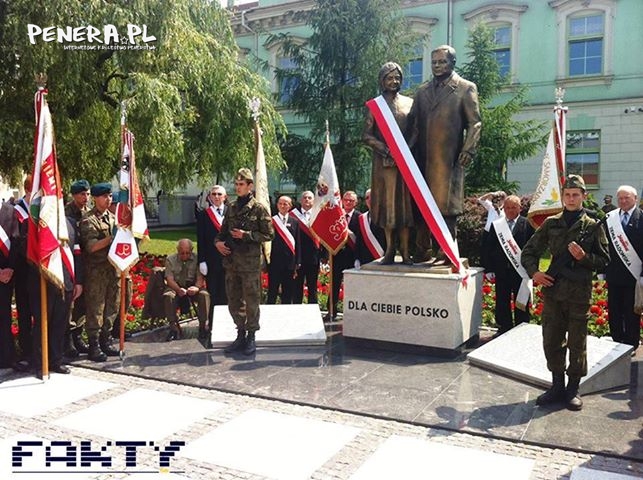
left=343, top=264, right=483, bottom=355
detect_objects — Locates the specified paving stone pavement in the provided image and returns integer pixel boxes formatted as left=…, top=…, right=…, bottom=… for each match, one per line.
left=1, top=366, right=642, bottom=479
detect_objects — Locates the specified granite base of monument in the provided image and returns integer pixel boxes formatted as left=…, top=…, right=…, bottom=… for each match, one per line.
left=342, top=264, right=483, bottom=355
left=210, top=304, right=326, bottom=348
left=467, top=323, right=633, bottom=395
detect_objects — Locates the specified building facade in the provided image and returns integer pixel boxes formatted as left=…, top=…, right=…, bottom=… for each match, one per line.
left=231, top=0, right=643, bottom=200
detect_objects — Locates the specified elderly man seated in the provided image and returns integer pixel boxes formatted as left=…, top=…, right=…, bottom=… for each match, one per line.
left=164, top=239, right=210, bottom=341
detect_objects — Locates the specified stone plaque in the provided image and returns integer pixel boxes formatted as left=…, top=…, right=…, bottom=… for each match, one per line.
left=210, top=304, right=326, bottom=347
left=467, top=323, right=633, bottom=395
left=343, top=267, right=483, bottom=351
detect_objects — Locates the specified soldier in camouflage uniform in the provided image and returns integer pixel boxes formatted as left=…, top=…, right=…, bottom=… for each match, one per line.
left=215, top=168, right=274, bottom=355
left=521, top=175, right=610, bottom=411
left=63, top=179, right=91, bottom=357
left=79, top=182, right=120, bottom=362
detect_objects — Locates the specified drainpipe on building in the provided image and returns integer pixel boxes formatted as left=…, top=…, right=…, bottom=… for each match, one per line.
left=447, top=0, right=453, bottom=46
left=241, top=9, right=259, bottom=69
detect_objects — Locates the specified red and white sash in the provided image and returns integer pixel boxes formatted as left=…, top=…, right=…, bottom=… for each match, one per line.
left=272, top=215, right=295, bottom=255
left=0, top=224, right=10, bottom=258
left=205, top=205, right=224, bottom=232
left=358, top=212, right=384, bottom=259
left=366, top=96, right=464, bottom=277
left=14, top=200, right=28, bottom=223
left=606, top=209, right=642, bottom=281
left=290, top=209, right=320, bottom=248
left=492, top=217, right=533, bottom=310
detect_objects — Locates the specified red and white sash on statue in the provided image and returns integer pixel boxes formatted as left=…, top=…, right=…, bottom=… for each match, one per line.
left=606, top=209, right=642, bottom=281
left=290, top=209, right=320, bottom=248
left=0, top=224, right=10, bottom=257
left=205, top=205, right=223, bottom=232
left=358, top=212, right=384, bottom=259
left=492, top=217, right=533, bottom=310
left=272, top=215, right=295, bottom=255
left=365, top=96, right=465, bottom=277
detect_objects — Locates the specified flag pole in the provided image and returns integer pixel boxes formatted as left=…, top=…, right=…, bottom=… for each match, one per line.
left=324, top=119, right=335, bottom=321
left=40, top=275, right=49, bottom=378
left=35, top=75, right=49, bottom=379
left=119, top=101, right=127, bottom=359
left=250, top=97, right=271, bottom=266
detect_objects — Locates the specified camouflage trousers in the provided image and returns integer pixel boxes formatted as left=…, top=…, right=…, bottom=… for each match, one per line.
left=163, top=289, right=210, bottom=327
left=224, top=269, right=261, bottom=333
left=541, top=297, right=589, bottom=377
left=84, top=264, right=120, bottom=339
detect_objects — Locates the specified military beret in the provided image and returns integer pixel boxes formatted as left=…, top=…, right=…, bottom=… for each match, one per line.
left=70, top=179, right=90, bottom=194
left=90, top=182, right=112, bottom=196
left=236, top=168, right=254, bottom=184
left=562, top=174, right=586, bottom=191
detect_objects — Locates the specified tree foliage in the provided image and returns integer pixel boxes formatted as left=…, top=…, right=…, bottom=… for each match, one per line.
left=460, top=23, right=547, bottom=195
left=0, top=0, right=285, bottom=191
left=267, top=0, right=419, bottom=192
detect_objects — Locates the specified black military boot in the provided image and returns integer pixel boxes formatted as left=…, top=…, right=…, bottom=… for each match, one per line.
left=566, top=376, right=583, bottom=411
left=64, top=332, right=79, bottom=358
left=243, top=331, right=256, bottom=355
left=536, top=373, right=566, bottom=406
left=72, top=330, right=90, bottom=354
left=88, top=336, right=107, bottom=362
left=99, top=333, right=119, bottom=357
left=224, top=329, right=246, bottom=353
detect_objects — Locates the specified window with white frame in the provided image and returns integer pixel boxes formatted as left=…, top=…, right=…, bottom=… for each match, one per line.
left=277, top=56, right=299, bottom=104
left=402, top=44, right=423, bottom=91
left=492, top=24, right=511, bottom=78
left=462, top=4, right=528, bottom=84
left=550, top=0, right=615, bottom=81
left=566, top=130, right=600, bottom=188
left=568, top=13, right=604, bottom=76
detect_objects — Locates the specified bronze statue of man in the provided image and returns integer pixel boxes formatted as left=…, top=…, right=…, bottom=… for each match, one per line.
left=407, top=45, right=482, bottom=264
left=363, top=62, right=414, bottom=264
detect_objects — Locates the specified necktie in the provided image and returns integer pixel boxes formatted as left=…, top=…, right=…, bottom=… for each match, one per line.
left=345, top=213, right=350, bottom=223
left=622, top=211, right=629, bottom=228
left=216, top=208, right=221, bottom=215
left=283, top=215, right=287, bottom=224
left=507, top=219, right=515, bottom=231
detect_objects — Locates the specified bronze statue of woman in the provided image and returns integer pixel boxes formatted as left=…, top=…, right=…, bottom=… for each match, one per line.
left=363, top=62, right=414, bottom=264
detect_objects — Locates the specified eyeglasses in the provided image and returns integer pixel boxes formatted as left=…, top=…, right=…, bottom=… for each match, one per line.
left=210, top=192, right=224, bottom=196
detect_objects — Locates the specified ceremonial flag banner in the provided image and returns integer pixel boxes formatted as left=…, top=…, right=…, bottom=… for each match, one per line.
left=108, top=127, right=147, bottom=273
left=365, top=96, right=465, bottom=276
left=310, top=143, right=348, bottom=255
left=253, top=110, right=272, bottom=264
left=28, top=88, right=74, bottom=289
left=527, top=106, right=567, bottom=228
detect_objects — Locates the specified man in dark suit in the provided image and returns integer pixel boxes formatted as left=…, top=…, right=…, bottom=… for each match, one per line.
left=481, top=195, right=534, bottom=335
left=356, top=189, right=386, bottom=266
left=267, top=195, right=298, bottom=304
left=326, top=190, right=360, bottom=321
left=291, top=191, right=321, bottom=304
left=604, top=185, right=643, bottom=349
left=196, top=185, right=228, bottom=336
left=0, top=200, right=19, bottom=369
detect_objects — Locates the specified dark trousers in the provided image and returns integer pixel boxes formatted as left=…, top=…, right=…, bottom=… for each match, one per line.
left=608, top=285, right=640, bottom=348
left=495, top=270, right=530, bottom=333
left=205, top=267, right=227, bottom=324
left=327, top=262, right=347, bottom=317
left=30, top=280, right=73, bottom=370
left=267, top=265, right=295, bottom=304
left=14, top=262, right=33, bottom=358
left=0, top=282, right=16, bottom=367
left=293, top=262, right=319, bottom=304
